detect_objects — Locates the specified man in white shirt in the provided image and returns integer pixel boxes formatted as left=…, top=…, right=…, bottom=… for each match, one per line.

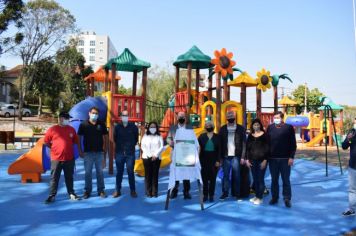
left=218, top=111, right=247, bottom=200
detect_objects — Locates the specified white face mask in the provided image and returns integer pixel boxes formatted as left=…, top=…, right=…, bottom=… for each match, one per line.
left=122, top=116, right=129, bottom=124
left=62, top=119, right=70, bottom=126
left=149, top=128, right=157, bottom=134
left=274, top=118, right=281, bottom=125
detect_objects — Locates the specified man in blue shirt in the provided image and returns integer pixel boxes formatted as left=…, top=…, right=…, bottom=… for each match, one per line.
left=112, top=110, right=139, bottom=198
left=341, top=118, right=356, bottom=216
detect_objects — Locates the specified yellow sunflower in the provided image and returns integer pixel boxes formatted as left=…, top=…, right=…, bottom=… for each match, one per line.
left=211, top=48, right=236, bottom=78
left=256, top=68, right=272, bottom=92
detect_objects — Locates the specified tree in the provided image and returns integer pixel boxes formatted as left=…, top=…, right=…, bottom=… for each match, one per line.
left=55, top=41, right=91, bottom=107
left=27, top=57, right=64, bottom=115
left=0, top=0, right=24, bottom=55
left=291, top=84, right=324, bottom=114
left=13, top=0, right=76, bottom=120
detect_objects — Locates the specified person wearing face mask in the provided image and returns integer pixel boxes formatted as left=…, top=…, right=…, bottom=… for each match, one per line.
left=218, top=110, right=247, bottom=201
left=341, top=118, right=356, bottom=216
left=266, top=111, right=296, bottom=208
left=245, top=119, right=269, bottom=205
left=167, top=111, right=200, bottom=200
left=77, top=107, right=108, bottom=199
left=141, top=121, right=164, bottom=198
left=198, top=121, right=220, bottom=202
left=44, top=111, right=83, bottom=204
left=113, top=110, right=139, bottom=198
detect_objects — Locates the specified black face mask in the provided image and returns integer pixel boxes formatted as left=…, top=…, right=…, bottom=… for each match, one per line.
left=178, top=117, right=185, bottom=124
left=227, top=118, right=235, bottom=124
left=206, top=127, right=214, bottom=132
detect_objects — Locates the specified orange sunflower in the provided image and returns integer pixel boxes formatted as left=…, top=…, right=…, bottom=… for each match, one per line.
left=211, top=48, right=236, bottom=78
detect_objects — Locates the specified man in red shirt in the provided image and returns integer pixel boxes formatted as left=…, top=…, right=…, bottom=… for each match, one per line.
left=44, top=111, right=83, bottom=204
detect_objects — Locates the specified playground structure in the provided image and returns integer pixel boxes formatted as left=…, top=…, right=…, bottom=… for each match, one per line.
left=8, top=45, right=345, bottom=181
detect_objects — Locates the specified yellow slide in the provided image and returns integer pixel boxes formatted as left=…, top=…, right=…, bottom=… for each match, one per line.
left=306, top=133, right=325, bottom=147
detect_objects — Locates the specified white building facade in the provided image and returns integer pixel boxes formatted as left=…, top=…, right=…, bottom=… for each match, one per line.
left=75, top=31, right=118, bottom=71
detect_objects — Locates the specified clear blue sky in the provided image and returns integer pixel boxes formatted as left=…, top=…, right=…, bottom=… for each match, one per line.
left=2, top=0, right=356, bottom=109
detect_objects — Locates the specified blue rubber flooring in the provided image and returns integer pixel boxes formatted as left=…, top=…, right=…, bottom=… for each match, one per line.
left=0, top=151, right=355, bottom=236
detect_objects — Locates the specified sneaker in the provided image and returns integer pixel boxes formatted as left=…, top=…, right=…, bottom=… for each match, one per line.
left=98, top=191, right=107, bottom=198
left=253, top=198, right=263, bottom=205
left=83, top=192, right=90, bottom=199
left=130, top=191, right=138, bottom=198
left=219, top=193, right=228, bottom=201
left=69, top=193, right=81, bottom=201
left=269, top=198, right=278, bottom=205
left=342, top=209, right=356, bottom=216
left=112, top=191, right=121, bottom=198
left=249, top=197, right=257, bottom=203
left=284, top=199, right=291, bottom=208
left=184, top=193, right=192, bottom=200
left=44, top=195, right=55, bottom=204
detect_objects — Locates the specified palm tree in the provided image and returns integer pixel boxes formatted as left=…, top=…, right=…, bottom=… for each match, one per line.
left=271, top=74, right=292, bottom=112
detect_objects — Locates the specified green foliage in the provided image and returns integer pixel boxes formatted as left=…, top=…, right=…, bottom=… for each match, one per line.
left=342, top=105, right=356, bottom=134
left=118, top=85, right=132, bottom=95
left=292, top=84, right=324, bottom=114
left=30, top=125, right=44, bottom=134
left=56, top=41, right=91, bottom=107
left=0, top=0, right=24, bottom=55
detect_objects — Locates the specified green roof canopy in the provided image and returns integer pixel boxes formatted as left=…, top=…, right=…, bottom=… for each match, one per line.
left=105, top=48, right=151, bottom=72
left=318, top=100, right=344, bottom=111
left=173, top=45, right=212, bottom=69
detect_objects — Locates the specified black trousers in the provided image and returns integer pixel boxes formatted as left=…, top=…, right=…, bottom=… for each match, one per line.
left=143, top=158, right=161, bottom=196
left=172, top=180, right=190, bottom=194
left=49, top=159, right=75, bottom=196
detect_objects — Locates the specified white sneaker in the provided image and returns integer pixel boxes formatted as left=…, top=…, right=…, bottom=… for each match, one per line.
left=69, top=193, right=81, bottom=201
left=253, top=198, right=263, bottom=205
left=249, top=197, right=257, bottom=202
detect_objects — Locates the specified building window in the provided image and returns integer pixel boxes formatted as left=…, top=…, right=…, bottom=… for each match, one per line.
left=78, top=40, right=84, bottom=46
left=99, top=57, right=103, bottom=60
left=99, top=49, right=103, bottom=53
left=90, top=40, right=95, bottom=46
left=99, top=41, right=104, bottom=45
left=89, top=56, right=95, bottom=61
left=78, top=48, right=84, bottom=53
left=89, top=48, right=95, bottom=54
left=90, top=64, right=95, bottom=69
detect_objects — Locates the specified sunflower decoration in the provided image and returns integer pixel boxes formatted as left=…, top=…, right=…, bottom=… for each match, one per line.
left=256, top=68, right=272, bottom=92
left=211, top=48, right=236, bottom=79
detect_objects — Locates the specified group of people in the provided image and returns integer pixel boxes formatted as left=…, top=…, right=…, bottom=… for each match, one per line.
left=42, top=107, right=356, bottom=216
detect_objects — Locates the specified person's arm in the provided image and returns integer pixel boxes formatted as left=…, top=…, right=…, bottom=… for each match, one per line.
left=154, top=135, right=165, bottom=159
left=166, top=127, right=174, bottom=148
left=241, top=127, right=247, bottom=164
left=134, top=125, right=139, bottom=145
left=43, top=128, right=52, bottom=148
left=342, top=130, right=354, bottom=150
left=289, top=125, right=297, bottom=159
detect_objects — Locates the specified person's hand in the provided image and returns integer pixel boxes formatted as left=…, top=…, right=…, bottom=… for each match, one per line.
left=215, top=161, right=220, bottom=167
left=152, top=156, right=157, bottom=161
left=169, top=141, right=174, bottom=147
left=245, top=160, right=252, bottom=168
left=240, top=158, right=246, bottom=165
left=261, top=160, right=267, bottom=170
left=347, top=133, right=354, bottom=139
left=288, top=158, right=294, bottom=166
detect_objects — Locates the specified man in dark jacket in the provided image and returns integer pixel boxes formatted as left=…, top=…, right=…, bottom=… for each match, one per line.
left=218, top=111, right=247, bottom=200
left=341, top=118, right=356, bottom=216
left=112, top=110, right=139, bottom=198
left=267, top=111, right=296, bottom=208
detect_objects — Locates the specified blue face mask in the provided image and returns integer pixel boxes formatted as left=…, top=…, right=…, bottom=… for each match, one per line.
left=90, top=113, right=98, bottom=121
left=274, top=118, right=281, bottom=125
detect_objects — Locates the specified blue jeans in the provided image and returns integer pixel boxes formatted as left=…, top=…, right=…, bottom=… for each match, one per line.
left=222, top=156, right=241, bottom=197
left=115, top=154, right=135, bottom=192
left=251, top=160, right=267, bottom=199
left=269, top=158, right=291, bottom=200
left=84, top=152, right=105, bottom=194
left=348, top=167, right=356, bottom=211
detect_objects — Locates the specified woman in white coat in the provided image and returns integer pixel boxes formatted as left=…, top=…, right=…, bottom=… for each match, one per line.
left=141, top=121, right=164, bottom=198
